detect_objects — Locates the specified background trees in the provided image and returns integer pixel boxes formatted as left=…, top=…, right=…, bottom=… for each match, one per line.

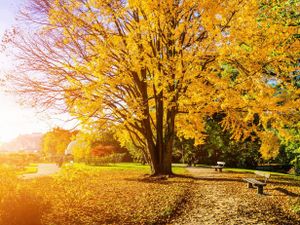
left=5, top=0, right=300, bottom=175
left=42, top=127, right=75, bottom=157
left=173, top=116, right=261, bottom=168
left=67, top=128, right=131, bottom=164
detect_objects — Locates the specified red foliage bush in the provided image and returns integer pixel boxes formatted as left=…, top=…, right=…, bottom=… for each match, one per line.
left=91, top=145, right=120, bottom=157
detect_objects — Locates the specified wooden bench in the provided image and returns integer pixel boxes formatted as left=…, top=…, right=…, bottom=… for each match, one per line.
left=242, top=171, right=271, bottom=194
left=212, top=161, right=225, bottom=172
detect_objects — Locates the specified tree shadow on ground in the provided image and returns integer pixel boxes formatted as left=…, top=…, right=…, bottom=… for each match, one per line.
left=267, top=180, right=300, bottom=187
left=272, top=187, right=300, bottom=197
left=173, top=173, right=245, bottom=183
left=124, top=176, right=173, bottom=185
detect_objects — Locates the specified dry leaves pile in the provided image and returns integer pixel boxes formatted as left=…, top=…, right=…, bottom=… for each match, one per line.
left=0, top=164, right=190, bottom=225
left=1, top=165, right=300, bottom=225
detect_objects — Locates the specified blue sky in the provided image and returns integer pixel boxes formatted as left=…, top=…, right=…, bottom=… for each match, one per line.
left=0, top=0, right=74, bottom=142
left=0, top=1, right=16, bottom=25
left=0, top=0, right=23, bottom=36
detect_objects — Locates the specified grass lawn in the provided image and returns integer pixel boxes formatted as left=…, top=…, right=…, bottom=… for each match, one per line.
left=223, top=167, right=300, bottom=181
left=77, top=162, right=187, bottom=174
left=191, top=163, right=299, bottom=180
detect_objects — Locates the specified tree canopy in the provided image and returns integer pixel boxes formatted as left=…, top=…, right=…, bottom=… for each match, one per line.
left=5, top=0, right=300, bottom=175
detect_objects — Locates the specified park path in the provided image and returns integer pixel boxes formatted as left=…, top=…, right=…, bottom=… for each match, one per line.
left=168, top=167, right=299, bottom=225
left=169, top=167, right=250, bottom=225
left=21, top=163, right=60, bottom=179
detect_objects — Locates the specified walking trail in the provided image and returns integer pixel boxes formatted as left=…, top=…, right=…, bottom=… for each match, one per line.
left=169, top=167, right=300, bottom=225
left=21, top=163, right=60, bottom=179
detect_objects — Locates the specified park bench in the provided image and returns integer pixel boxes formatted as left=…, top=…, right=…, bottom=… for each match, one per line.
left=212, top=161, right=225, bottom=172
left=242, top=171, right=271, bottom=195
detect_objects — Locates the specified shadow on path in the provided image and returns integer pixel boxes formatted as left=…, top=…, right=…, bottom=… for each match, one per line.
left=273, top=187, right=300, bottom=197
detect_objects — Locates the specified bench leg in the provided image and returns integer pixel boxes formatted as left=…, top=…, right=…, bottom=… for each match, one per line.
left=215, top=168, right=217, bottom=171
left=257, top=185, right=264, bottom=195
left=248, top=183, right=254, bottom=188
left=219, top=168, right=222, bottom=172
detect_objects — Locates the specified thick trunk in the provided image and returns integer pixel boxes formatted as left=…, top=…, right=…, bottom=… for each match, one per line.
left=150, top=147, right=173, bottom=175
left=149, top=109, right=175, bottom=176
left=161, top=109, right=176, bottom=175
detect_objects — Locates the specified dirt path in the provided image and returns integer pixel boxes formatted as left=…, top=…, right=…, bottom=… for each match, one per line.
left=169, top=167, right=300, bottom=225
left=21, top=163, right=60, bottom=179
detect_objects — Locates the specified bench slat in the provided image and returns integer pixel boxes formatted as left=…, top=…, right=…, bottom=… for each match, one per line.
left=255, top=171, right=270, bottom=178
left=217, top=161, right=225, bottom=166
left=242, top=178, right=266, bottom=186
left=212, top=166, right=223, bottom=169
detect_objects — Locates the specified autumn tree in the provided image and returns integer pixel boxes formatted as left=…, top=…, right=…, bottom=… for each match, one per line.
left=42, top=127, right=75, bottom=156
left=5, top=0, right=299, bottom=175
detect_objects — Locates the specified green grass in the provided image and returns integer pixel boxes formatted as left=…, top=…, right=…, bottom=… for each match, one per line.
left=28, top=163, right=38, bottom=167
left=183, top=163, right=300, bottom=180
left=223, top=167, right=300, bottom=180
left=67, top=162, right=187, bottom=175
left=18, top=164, right=38, bottom=175
left=69, top=162, right=150, bottom=172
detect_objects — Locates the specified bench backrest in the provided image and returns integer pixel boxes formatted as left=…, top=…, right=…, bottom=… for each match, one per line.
left=255, top=171, right=271, bottom=183
left=217, top=161, right=225, bottom=167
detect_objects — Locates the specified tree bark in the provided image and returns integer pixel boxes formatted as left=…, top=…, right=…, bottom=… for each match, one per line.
left=148, top=109, right=175, bottom=175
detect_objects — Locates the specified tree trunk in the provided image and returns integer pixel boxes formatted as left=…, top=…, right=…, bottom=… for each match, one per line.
left=149, top=109, right=175, bottom=176
left=150, top=145, right=173, bottom=175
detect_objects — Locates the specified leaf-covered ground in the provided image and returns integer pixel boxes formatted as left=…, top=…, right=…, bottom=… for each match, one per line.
left=169, top=167, right=300, bottom=225
left=0, top=164, right=299, bottom=225
left=0, top=164, right=189, bottom=225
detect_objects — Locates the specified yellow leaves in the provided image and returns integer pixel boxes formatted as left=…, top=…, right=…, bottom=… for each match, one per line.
left=16, top=0, right=299, bottom=164
left=176, top=115, right=207, bottom=145
left=258, top=131, right=280, bottom=160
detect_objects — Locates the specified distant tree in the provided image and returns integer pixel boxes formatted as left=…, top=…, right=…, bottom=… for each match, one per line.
left=71, top=128, right=131, bottom=162
left=69, top=132, right=92, bottom=162
left=42, top=127, right=76, bottom=156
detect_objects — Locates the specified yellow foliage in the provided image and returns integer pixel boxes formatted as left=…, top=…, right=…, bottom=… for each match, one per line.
left=259, top=132, right=280, bottom=160
left=9, top=0, right=300, bottom=167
